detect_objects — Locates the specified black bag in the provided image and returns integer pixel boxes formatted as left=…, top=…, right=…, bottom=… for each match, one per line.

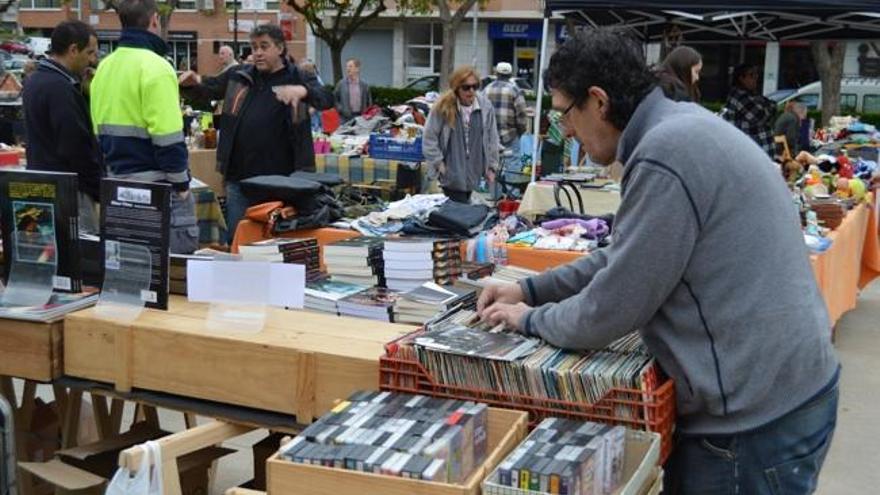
left=239, top=175, right=327, bottom=206
left=428, top=201, right=491, bottom=236
left=290, top=171, right=345, bottom=188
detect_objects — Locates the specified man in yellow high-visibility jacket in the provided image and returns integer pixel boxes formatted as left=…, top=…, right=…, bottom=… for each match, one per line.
left=90, top=0, right=197, bottom=254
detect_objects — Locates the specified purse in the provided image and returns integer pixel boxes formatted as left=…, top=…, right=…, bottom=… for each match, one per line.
left=245, top=201, right=297, bottom=237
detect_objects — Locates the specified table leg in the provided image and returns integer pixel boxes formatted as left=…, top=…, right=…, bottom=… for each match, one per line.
left=2, top=378, right=36, bottom=495
left=92, top=395, right=113, bottom=440
left=61, top=390, right=83, bottom=449
left=0, top=376, right=14, bottom=408
left=143, top=405, right=160, bottom=429
left=110, top=399, right=125, bottom=434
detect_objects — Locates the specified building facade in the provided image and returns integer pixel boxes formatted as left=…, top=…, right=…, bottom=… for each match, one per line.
left=17, top=0, right=308, bottom=75
left=308, top=0, right=558, bottom=88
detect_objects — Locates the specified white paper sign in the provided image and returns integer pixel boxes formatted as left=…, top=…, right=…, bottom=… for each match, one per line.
left=187, top=260, right=304, bottom=309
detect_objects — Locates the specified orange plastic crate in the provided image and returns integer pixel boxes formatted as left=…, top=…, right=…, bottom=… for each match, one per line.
left=380, top=334, right=677, bottom=463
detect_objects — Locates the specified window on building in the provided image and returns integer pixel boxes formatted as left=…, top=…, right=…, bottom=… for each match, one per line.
left=178, top=0, right=197, bottom=9
left=795, top=93, right=819, bottom=110
left=224, top=0, right=281, bottom=11
left=20, top=0, right=79, bottom=9
left=864, top=95, right=880, bottom=114
left=406, top=23, right=443, bottom=77
left=89, top=0, right=105, bottom=10
left=841, top=94, right=857, bottom=113
left=168, top=40, right=198, bottom=72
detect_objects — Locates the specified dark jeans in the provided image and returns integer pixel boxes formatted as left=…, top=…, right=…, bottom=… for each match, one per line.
left=170, top=191, right=199, bottom=254
left=442, top=187, right=471, bottom=204
left=224, top=181, right=251, bottom=245
left=666, top=371, right=839, bottom=495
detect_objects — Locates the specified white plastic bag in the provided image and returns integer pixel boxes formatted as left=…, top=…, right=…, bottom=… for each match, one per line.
left=105, top=440, right=163, bottom=494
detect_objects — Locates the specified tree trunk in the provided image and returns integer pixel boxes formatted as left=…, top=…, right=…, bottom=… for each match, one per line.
left=811, top=41, right=846, bottom=126
left=439, top=23, right=457, bottom=90
left=160, top=14, right=171, bottom=41
left=330, top=43, right=345, bottom=84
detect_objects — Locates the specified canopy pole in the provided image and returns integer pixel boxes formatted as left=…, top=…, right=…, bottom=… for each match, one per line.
left=530, top=15, right=551, bottom=183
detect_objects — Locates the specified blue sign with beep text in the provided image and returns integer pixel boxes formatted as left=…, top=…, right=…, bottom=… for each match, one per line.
left=489, top=22, right=543, bottom=40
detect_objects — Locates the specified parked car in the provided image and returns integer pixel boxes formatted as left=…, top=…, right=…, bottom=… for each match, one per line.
left=770, top=77, right=880, bottom=114
left=0, top=50, right=12, bottom=62
left=480, top=75, right=537, bottom=99
left=0, top=40, right=31, bottom=55
left=3, top=58, right=29, bottom=77
left=404, top=75, right=439, bottom=93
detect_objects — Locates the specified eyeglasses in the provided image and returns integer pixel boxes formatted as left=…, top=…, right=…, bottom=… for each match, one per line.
left=557, top=100, right=579, bottom=133
left=459, top=84, right=479, bottom=92
left=561, top=100, right=577, bottom=119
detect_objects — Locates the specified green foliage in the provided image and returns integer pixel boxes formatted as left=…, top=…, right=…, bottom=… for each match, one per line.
left=701, top=101, right=725, bottom=113
left=370, top=87, right=424, bottom=107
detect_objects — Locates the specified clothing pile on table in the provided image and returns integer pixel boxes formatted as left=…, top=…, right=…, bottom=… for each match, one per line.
left=317, top=100, right=435, bottom=157
left=351, top=194, right=496, bottom=239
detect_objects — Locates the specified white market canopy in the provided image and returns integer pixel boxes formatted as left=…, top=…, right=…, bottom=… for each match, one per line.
left=528, top=0, right=880, bottom=180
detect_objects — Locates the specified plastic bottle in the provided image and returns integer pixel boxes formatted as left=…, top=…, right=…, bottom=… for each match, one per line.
left=492, top=238, right=508, bottom=266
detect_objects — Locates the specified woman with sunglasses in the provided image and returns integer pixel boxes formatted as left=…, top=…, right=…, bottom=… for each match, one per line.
left=423, top=66, right=500, bottom=203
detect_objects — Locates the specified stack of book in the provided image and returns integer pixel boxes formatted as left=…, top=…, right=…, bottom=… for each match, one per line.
left=337, top=286, right=399, bottom=322
left=484, top=418, right=626, bottom=495
left=239, top=238, right=321, bottom=281
left=324, top=237, right=386, bottom=287
left=169, top=251, right=222, bottom=295
left=383, top=238, right=462, bottom=292
left=279, top=391, right=489, bottom=483
left=0, top=288, right=99, bottom=323
left=394, top=282, right=477, bottom=325
left=304, top=278, right=368, bottom=315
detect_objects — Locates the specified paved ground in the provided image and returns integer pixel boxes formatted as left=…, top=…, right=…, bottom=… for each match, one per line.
left=11, top=280, right=880, bottom=493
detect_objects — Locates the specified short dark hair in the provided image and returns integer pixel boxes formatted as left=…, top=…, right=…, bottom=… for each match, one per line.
left=250, top=24, right=286, bottom=54
left=347, top=58, right=361, bottom=68
left=117, top=0, right=157, bottom=29
left=544, top=28, right=655, bottom=131
left=50, top=20, right=95, bottom=55
left=732, top=63, right=758, bottom=89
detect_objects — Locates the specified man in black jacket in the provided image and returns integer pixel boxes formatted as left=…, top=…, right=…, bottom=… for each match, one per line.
left=22, top=21, right=102, bottom=233
left=179, top=24, right=334, bottom=242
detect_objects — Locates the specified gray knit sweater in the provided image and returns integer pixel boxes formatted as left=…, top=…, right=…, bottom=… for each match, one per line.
left=519, top=87, right=839, bottom=435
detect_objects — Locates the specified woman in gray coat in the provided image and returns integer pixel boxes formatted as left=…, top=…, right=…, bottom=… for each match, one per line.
left=423, top=65, right=500, bottom=203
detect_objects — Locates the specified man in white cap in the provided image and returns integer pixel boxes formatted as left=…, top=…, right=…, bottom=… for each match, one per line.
left=483, top=62, right=528, bottom=195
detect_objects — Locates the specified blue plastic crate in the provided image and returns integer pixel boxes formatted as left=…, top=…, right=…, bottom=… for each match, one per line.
left=368, top=135, right=424, bottom=162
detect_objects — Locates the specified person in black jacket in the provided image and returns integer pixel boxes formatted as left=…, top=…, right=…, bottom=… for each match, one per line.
left=22, top=20, right=103, bottom=233
left=179, top=24, right=334, bottom=242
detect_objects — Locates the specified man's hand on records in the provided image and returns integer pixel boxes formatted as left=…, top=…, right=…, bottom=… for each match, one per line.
left=477, top=282, right=525, bottom=314
left=481, top=302, right=531, bottom=333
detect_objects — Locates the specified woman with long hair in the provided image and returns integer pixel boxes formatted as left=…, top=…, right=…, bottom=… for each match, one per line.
left=656, top=46, right=702, bottom=102
left=423, top=66, right=500, bottom=203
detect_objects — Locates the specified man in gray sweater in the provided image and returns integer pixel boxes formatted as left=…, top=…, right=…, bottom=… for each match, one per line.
left=479, top=30, right=839, bottom=494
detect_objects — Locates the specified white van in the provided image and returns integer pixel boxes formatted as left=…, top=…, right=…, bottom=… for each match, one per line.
left=24, top=37, right=51, bottom=57
left=768, top=77, right=880, bottom=114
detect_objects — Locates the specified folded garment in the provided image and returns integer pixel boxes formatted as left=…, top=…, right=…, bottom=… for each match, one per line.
left=273, top=204, right=342, bottom=233
left=428, top=201, right=491, bottom=236
left=541, top=217, right=609, bottom=240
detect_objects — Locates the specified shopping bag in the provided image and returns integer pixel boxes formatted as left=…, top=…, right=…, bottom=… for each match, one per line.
left=105, top=440, right=163, bottom=494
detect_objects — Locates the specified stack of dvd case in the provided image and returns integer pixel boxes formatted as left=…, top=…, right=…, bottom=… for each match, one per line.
left=395, top=309, right=659, bottom=422
left=483, top=418, right=626, bottom=495
left=279, top=391, right=489, bottom=483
